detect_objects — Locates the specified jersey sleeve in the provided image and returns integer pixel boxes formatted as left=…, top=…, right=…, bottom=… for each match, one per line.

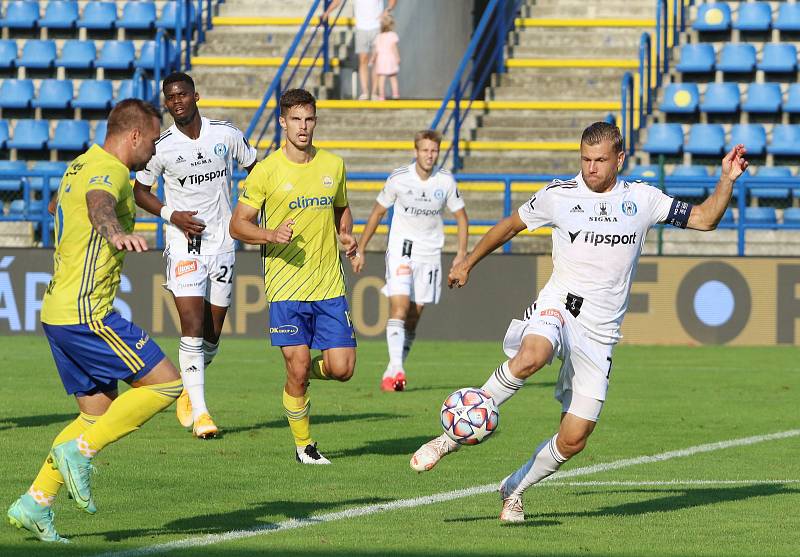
left=87, top=165, right=129, bottom=201
left=375, top=175, right=397, bottom=208
left=643, top=183, right=693, bottom=228
left=445, top=176, right=465, bottom=213
left=238, top=163, right=268, bottom=210
left=134, top=153, right=164, bottom=187
left=333, top=159, right=348, bottom=207
left=230, top=128, right=257, bottom=169
left=517, top=185, right=555, bottom=230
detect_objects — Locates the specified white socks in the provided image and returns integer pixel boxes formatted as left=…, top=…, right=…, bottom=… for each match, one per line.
left=503, top=434, right=568, bottom=497
left=386, top=318, right=405, bottom=373
left=179, top=336, right=207, bottom=420
left=481, top=360, right=525, bottom=406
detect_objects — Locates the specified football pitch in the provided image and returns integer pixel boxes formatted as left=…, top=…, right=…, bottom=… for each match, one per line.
left=1, top=336, right=798, bottom=557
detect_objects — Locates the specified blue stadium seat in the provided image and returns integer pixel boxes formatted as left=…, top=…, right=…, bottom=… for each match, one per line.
left=0, top=120, right=9, bottom=148
left=783, top=207, right=800, bottom=224
left=8, top=119, right=49, bottom=150
left=775, top=3, right=800, bottom=32
left=676, top=43, right=716, bottom=73
left=0, top=79, right=34, bottom=109
left=744, top=206, right=776, bottom=224
left=700, top=83, right=740, bottom=114
left=757, top=166, right=793, bottom=178
left=734, top=2, right=772, bottom=32
left=685, top=124, right=725, bottom=156
left=136, top=40, right=178, bottom=70
left=0, top=40, right=17, bottom=69
left=49, top=119, right=90, bottom=151
left=78, top=1, right=117, bottom=30
left=742, top=83, right=782, bottom=114
left=768, top=125, right=800, bottom=156
left=719, top=208, right=735, bottom=224
left=751, top=166, right=793, bottom=201
left=783, top=83, right=800, bottom=114
left=0, top=160, right=26, bottom=192
left=115, top=79, right=151, bottom=104
left=643, top=123, right=684, bottom=155
left=19, top=39, right=57, bottom=69
left=33, top=79, right=73, bottom=109
left=625, top=164, right=661, bottom=179
left=93, top=120, right=107, bottom=144
left=717, top=43, right=756, bottom=73
left=28, top=160, right=67, bottom=191
left=156, top=2, right=180, bottom=29
left=40, top=0, right=78, bottom=29
left=8, top=200, right=26, bottom=214
left=73, top=79, right=113, bottom=110
left=728, top=124, right=766, bottom=155
left=119, top=1, right=156, bottom=30
left=96, top=40, right=135, bottom=70
left=659, top=83, right=699, bottom=114
left=693, top=3, right=732, bottom=32
left=56, top=40, right=96, bottom=70
left=2, top=1, right=40, bottom=29
left=758, top=43, right=797, bottom=74
left=671, top=165, right=709, bottom=177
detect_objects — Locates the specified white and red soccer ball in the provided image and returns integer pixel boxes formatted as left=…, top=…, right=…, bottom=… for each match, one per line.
left=440, top=388, right=499, bottom=445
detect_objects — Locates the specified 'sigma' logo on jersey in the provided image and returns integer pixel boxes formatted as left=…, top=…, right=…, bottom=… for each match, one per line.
left=590, top=201, right=618, bottom=222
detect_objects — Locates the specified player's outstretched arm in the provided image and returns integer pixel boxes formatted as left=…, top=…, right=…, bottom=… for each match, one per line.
left=448, top=212, right=526, bottom=288
left=86, top=190, right=148, bottom=252
left=229, top=202, right=293, bottom=245
left=451, top=207, right=469, bottom=268
left=133, top=180, right=205, bottom=238
left=334, top=205, right=359, bottom=260
left=352, top=202, right=388, bottom=273
left=687, top=144, right=748, bottom=231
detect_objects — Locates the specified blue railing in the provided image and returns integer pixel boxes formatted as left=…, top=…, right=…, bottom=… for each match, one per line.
left=430, top=0, right=524, bottom=171
left=245, top=0, right=346, bottom=153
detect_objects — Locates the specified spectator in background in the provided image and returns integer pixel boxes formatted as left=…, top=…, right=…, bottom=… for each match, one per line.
left=371, top=14, right=400, bottom=100
left=323, top=0, right=397, bottom=100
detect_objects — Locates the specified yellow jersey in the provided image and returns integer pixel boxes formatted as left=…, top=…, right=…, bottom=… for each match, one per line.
left=239, top=147, right=348, bottom=302
left=41, top=144, right=135, bottom=325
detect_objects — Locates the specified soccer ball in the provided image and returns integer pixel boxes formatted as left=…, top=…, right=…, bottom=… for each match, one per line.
left=440, top=387, right=499, bottom=445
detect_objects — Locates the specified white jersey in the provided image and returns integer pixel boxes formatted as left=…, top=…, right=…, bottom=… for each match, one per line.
left=377, top=163, right=465, bottom=262
left=135, top=117, right=257, bottom=256
left=354, top=0, right=384, bottom=30
left=519, top=172, right=691, bottom=344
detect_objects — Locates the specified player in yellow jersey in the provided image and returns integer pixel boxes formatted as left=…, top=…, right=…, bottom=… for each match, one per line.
left=6, top=99, right=184, bottom=543
left=230, top=88, right=358, bottom=464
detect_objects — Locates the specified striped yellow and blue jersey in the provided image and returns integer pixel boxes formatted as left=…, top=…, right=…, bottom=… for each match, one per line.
left=41, top=144, right=135, bottom=325
left=238, top=147, right=348, bottom=302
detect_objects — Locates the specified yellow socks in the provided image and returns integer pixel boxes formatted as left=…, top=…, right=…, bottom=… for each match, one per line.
left=309, top=355, right=330, bottom=380
left=29, top=413, right=98, bottom=506
left=283, top=389, right=311, bottom=447
left=81, top=379, right=182, bottom=453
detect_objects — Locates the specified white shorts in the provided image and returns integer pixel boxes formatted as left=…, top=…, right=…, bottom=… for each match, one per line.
left=382, top=253, right=441, bottom=305
left=164, top=250, right=234, bottom=307
left=355, top=28, right=379, bottom=54
left=502, top=296, right=613, bottom=409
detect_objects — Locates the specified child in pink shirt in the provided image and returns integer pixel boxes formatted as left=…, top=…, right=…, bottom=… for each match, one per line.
left=371, top=15, right=400, bottom=100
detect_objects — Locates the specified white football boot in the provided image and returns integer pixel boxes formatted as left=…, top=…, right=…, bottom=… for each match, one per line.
left=499, top=478, right=525, bottom=523
left=409, top=434, right=460, bottom=472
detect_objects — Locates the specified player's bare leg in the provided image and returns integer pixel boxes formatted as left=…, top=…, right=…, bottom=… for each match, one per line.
left=384, top=295, right=411, bottom=391
left=282, top=345, right=331, bottom=464
left=358, top=52, right=371, bottom=100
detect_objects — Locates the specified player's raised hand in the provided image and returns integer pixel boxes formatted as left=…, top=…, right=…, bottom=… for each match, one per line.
left=448, top=260, right=470, bottom=289
left=351, top=252, right=365, bottom=273
left=721, top=144, right=749, bottom=182
left=272, top=219, right=295, bottom=244
left=171, top=210, right=206, bottom=238
left=111, top=233, right=148, bottom=253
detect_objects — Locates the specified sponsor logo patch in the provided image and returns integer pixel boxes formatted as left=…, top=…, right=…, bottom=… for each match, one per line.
left=396, top=264, right=412, bottom=276
left=288, top=195, right=334, bottom=209
left=322, top=175, right=333, bottom=188
left=434, top=189, right=445, bottom=200
left=175, top=259, right=199, bottom=277
left=539, top=308, right=565, bottom=326
left=270, top=325, right=299, bottom=335
left=622, top=200, right=637, bottom=216
left=214, top=143, right=227, bottom=158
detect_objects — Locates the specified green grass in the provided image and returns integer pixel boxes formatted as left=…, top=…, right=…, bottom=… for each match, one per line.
left=1, top=337, right=799, bottom=557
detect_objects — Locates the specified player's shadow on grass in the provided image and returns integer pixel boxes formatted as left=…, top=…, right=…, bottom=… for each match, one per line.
left=0, top=413, right=75, bottom=432
left=93, top=497, right=395, bottom=542
left=326, top=435, right=435, bottom=458
left=222, top=413, right=403, bottom=436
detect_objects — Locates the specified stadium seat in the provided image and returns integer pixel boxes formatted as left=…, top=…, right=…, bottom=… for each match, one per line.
left=734, top=2, right=772, bottom=32
left=744, top=206, right=776, bottom=224
left=119, top=1, right=156, bottom=30
left=659, top=83, right=699, bottom=114
left=758, top=44, right=797, bottom=74
left=56, top=40, right=96, bottom=70
left=28, top=160, right=67, bottom=191
left=93, top=120, right=107, bottom=144
left=78, top=1, right=117, bottom=30
left=757, top=166, right=793, bottom=178
left=670, top=165, right=709, bottom=177
left=751, top=166, right=793, bottom=201
left=727, top=124, right=766, bottom=155
left=742, top=83, right=782, bottom=114
left=7, top=119, right=49, bottom=150
left=19, top=39, right=57, bottom=69
left=0, top=160, right=25, bottom=192
left=0, top=40, right=17, bottom=69
left=156, top=2, right=183, bottom=29
left=625, top=164, right=660, bottom=179
left=642, top=123, right=684, bottom=155
left=700, top=83, right=740, bottom=114
left=39, top=1, right=79, bottom=30
left=693, top=3, right=732, bottom=32
left=783, top=84, right=800, bottom=114
left=73, top=79, right=114, bottom=110
left=2, top=1, right=40, bottom=29
left=96, top=41, right=135, bottom=70
left=33, top=79, right=73, bottom=109
left=767, top=125, right=800, bottom=156
left=49, top=119, right=90, bottom=151
left=775, top=3, right=800, bottom=32
left=0, top=79, right=34, bottom=109
left=676, top=43, right=715, bottom=73
left=0, top=120, right=9, bottom=148
left=136, top=40, right=178, bottom=70
left=114, top=79, right=150, bottom=104
left=716, top=43, right=756, bottom=73
left=685, top=124, right=725, bottom=156
left=782, top=207, right=800, bottom=224
left=8, top=199, right=26, bottom=214
left=720, top=208, right=735, bottom=224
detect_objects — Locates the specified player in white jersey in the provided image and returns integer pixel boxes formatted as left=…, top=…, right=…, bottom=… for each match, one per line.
left=410, top=122, right=749, bottom=522
left=352, top=130, right=468, bottom=391
left=134, top=72, right=257, bottom=439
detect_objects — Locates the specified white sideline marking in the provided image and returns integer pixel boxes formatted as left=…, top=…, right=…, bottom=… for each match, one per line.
left=544, top=479, right=800, bottom=487
left=96, top=428, right=800, bottom=557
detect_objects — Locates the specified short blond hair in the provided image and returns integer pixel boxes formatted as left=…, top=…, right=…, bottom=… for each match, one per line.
left=414, top=129, right=442, bottom=148
left=581, top=122, right=624, bottom=154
